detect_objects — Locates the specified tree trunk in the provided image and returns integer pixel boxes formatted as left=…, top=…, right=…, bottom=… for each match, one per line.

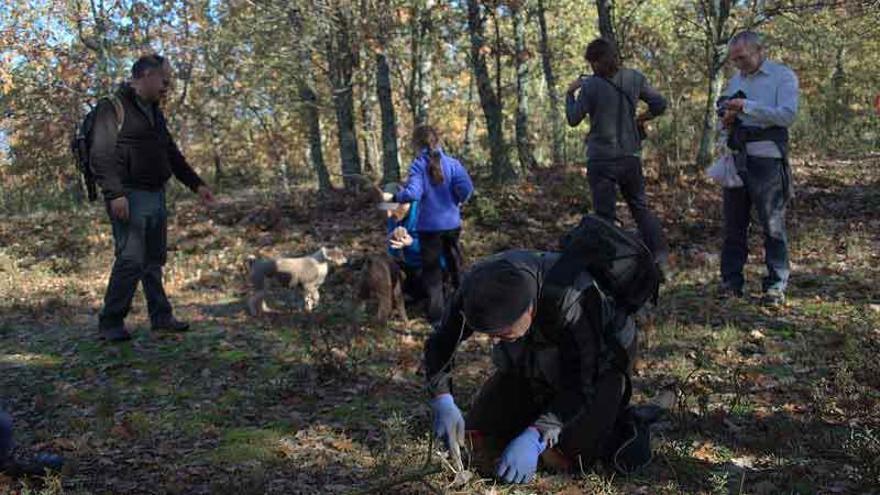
left=288, top=6, right=331, bottom=191
left=360, top=50, right=378, bottom=178
left=209, top=116, right=223, bottom=185
left=695, top=0, right=733, bottom=168
left=512, top=4, right=537, bottom=171
left=695, top=55, right=725, bottom=168
left=408, top=0, right=434, bottom=126
left=491, top=7, right=502, bottom=102
left=466, top=0, right=515, bottom=182
left=376, top=48, right=401, bottom=184
left=328, top=9, right=362, bottom=189
left=462, top=72, right=476, bottom=163
left=536, top=0, right=564, bottom=167
left=300, top=83, right=332, bottom=191
left=595, top=0, right=617, bottom=45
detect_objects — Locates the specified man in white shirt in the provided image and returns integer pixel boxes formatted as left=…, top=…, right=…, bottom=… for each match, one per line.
left=718, top=31, right=798, bottom=305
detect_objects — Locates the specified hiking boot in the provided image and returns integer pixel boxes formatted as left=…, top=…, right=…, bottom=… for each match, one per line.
left=151, top=317, right=190, bottom=332
left=606, top=405, right=663, bottom=476
left=761, top=289, right=785, bottom=307
left=717, top=281, right=744, bottom=299
left=99, top=327, right=132, bottom=342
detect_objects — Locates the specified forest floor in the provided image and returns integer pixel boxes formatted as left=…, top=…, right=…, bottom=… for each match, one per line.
left=1, top=154, right=878, bottom=495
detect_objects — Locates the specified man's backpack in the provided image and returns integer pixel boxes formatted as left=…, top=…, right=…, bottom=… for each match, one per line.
left=70, top=96, right=124, bottom=201
left=554, top=214, right=660, bottom=314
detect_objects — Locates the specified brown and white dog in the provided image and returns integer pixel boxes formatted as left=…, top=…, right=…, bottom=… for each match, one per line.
left=247, top=247, right=348, bottom=316
left=358, top=254, right=408, bottom=326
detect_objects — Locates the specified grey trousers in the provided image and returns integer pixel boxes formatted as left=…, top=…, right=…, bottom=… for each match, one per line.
left=98, top=190, right=173, bottom=330
left=721, top=156, right=789, bottom=292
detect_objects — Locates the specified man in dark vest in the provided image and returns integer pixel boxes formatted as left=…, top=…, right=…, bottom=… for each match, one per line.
left=425, top=250, right=655, bottom=485
left=90, top=54, right=214, bottom=341
left=719, top=31, right=799, bottom=305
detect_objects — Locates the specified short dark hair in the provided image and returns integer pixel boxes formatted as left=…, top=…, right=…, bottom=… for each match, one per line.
left=585, top=38, right=620, bottom=77
left=131, top=54, right=166, bottom=79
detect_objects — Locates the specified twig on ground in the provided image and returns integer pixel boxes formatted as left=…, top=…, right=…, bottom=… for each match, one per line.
left=346, top=464, right=444, bottom=495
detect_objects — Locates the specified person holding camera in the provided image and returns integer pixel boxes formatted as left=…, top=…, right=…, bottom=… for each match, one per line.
left=565, top=38, right=669, bottom=275
left=718, top=31, right=799, bottom=305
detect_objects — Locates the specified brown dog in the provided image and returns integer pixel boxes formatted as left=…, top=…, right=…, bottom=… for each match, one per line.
left=358, top=254, right=408, bottom=325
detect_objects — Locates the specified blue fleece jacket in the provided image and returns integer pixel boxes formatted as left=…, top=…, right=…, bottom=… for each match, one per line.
left=394, top=149, right=473, bottom=233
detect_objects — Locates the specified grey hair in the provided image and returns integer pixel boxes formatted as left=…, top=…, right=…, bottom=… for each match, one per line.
left=729, top=31, right=764, bottom=50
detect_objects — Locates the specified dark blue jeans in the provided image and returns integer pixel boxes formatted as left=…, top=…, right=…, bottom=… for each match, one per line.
left=98, top=190, right=173, bottom=330
left=721, top=156, right=789, bottom=293
left=587, top=156, right=668, bottom=265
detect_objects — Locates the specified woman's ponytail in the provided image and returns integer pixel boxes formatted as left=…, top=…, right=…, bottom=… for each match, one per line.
left=413, top=125, right=444, bottom=185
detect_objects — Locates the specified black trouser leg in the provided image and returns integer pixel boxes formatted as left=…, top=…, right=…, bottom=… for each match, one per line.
left=587, top=159, right=619, bottom=221
left=616, top=157, right=668, bottom=265
left=589, top=157, right=668, bottom=264
left=141, top=198, right=172, bottom=325
left=420, top=229, right=462, bottom=324
left=721, top=180, right=752, bottom=291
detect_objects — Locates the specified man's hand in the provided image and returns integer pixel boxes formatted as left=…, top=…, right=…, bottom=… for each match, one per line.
left=566, top=78, right=583, bottom=95
left=496, top=427, right=546, bottom=484
left=109, top=196, right=129, bottom=221
left=724, top=98, right=746, bottom=113
left=197, top=185, right=215, bottom=206
left=721, top=109, right=739, bottom=128
left=430, top=394, right=465, bottom=470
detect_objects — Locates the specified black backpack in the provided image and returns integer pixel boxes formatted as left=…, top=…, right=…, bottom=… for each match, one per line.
left=554, top=214, right=660, bottom=314
left=70, top=96, right=124, bottom=201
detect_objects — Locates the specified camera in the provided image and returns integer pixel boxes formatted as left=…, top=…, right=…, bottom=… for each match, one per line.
left=716, top=90, right=747, bottom=118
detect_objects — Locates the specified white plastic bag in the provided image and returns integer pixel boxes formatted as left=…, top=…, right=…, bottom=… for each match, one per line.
left=706, top=153, right=743, bottom=188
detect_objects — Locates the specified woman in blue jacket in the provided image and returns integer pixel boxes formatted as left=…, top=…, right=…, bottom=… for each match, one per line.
left=384, top=125, right=474, bottom=325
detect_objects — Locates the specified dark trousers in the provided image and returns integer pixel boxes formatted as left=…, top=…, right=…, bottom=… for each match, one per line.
left=400, top=264, right=427, bottom=303
left=419, top=229, right=463, bottom=324
left=465, top=336, right=637, bottom=465
left=465, top=371, right=626, bottom=464
left=98, top=190, right=173, bottom=330
left=721, top=156, right=789, bottom=293
left=0, top=410, right=11, bottom=462
left=588, top=156, right=668, bottom=264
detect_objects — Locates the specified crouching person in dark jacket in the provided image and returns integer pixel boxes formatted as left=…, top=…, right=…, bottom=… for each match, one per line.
left=0, top=410, right=64, bottom=477
left=90, top=54, right=215, bottom=342
left=424, top=250, right=657, bottom=484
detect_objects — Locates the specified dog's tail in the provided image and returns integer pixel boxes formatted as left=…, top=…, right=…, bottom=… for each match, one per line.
left=248, top=258, right=277, bottom=290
